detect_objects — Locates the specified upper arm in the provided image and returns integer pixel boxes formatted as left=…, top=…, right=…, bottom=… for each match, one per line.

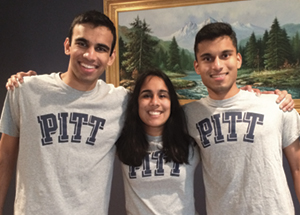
left=283, top=138, right=300, bottom=172
left=0, top=134, right=19, bottom=209
left=0, top=133, right=19, bottom=161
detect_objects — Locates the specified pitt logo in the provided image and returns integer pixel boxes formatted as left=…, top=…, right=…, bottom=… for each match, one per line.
left=196, top=112, right=264, bottom=148
left=128, top=151, right=180, bottom=178
left=37, top=112, right=106, bottom=146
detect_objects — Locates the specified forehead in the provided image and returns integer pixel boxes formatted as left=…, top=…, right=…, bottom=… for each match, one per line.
left=196, top=36, right=236, bottom=55
left=72, top=23, right=113, bottom=45
left=140, top=76, right=168, bottom=90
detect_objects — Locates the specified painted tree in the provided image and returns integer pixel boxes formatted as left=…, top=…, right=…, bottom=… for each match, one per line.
left=280, top=29, right=294, bottom=66
left=238, top=44, right=247, bottom=68
left=122, top=16, right=158, bottom=77
left=260, top=30, right=269, bottom=69
left=264, top=18, right=291, bottom=69
left=180, top=49, right=194, bottom=71
left=245, top=32, right=259, bottom=69
left=291, top=32, right=300, bottom=64
left=118, top=36, right=129, bottom=79
left=168, top=36, right=181, bottom=72
left=153, top=46, right=168, bottom=70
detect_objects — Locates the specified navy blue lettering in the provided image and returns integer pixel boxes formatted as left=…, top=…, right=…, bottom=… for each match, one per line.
left=128, top=150, right=181, bottom=178
left=129, top=166, right=140, bottom=179
left=58, top=112, right=68, bottom=143
left=171, top=163, right=180, bottom=176
left=37, top=114, right=58, bottom=145
left=69, top=113, right=88, bottom=143
left=142, top=153, right=152, bottom=177
left=223, top=112, right=242, bottom=142
left=86, top=116, right=106, bottom=145
left=196, top=118, right=212, bottom=148
left=37, top=112, right=106, bottom=146
left=152, top=151, right=165, bottom=176
left=195, top=111, right=265, bottom=147
left=211, top=114, right=224, bottom=143
left=243, top=112, right=264, bottom=142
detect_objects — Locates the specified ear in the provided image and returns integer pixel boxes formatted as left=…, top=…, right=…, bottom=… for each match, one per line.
left=64, top=38, right=71, bottom=56
left=194, top=60, right=201, bottom=75
left=237, top=53, right=242, bottom=69
left=107, top=49, right=116, bottom=66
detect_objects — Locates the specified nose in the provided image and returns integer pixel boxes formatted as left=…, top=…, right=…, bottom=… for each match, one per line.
left=150, top=95, right=159, bottom=106
left=212, top=57, right=223, bottom=71
left=83, top=47, right=96, bottom=61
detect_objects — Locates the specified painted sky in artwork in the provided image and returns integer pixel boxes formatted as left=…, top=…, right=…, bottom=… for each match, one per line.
left=119, top=0, right=300, bottom=37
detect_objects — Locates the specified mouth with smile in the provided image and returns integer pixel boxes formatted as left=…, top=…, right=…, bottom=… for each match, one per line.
left=148, top=111, right=162, bottom=117
left=80, top=62, right=99, bottom=73
left=210, top=72, right=229, bottom=80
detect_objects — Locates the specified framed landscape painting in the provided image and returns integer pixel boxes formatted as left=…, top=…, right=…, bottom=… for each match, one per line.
left=104, top=0, right=300, bottom=112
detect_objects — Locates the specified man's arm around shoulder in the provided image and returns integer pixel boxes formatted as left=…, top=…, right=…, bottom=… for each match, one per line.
left=0, top=134, right=19, bottom=214
left=284, top=137, right=300, bottom=203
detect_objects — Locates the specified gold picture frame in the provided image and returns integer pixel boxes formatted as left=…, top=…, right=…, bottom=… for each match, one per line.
left=103, top=0, right=300, bottom=112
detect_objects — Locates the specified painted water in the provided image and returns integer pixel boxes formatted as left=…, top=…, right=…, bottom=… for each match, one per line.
left=176, top=71, right=300, bottom=100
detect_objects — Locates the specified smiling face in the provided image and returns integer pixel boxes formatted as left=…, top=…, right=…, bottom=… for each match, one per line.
left=138, top=76, right=171, bottom=136
left=194, top=35, right=242, bottom=100
left=63, top=23, right=116, bottom=91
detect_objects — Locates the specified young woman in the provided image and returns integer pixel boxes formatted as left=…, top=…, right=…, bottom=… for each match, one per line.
left=115, top=69, right=200, bottom=215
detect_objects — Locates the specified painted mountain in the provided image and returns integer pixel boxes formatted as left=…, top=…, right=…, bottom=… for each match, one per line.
left=158, top=17, right=267, bottom=52
left=119, top=17, right=300, bottom=53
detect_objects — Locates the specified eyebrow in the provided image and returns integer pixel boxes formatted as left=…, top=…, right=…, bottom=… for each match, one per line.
left=140, top=89, right=169, bottom=94
left=199, top=49, right=234, bottom=58
left=199, top=53, right=212, bottom=58
left=75, top=37, right=88, bottom=44
left=95, top=43, right=110, bottom=52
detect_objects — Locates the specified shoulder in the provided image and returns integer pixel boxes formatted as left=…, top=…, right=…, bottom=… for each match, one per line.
left=183, top=98, right=206, bottom=111
left=182, top=99, right=207, bottom=119
left=22, top=72, right=58, bottom=85
left=258, top=93, right=279, bottom=101
left=97, top=80, right=128, bottom=93
left=253, top=93, right=280, bottom=108
left=9, top=73, right=59, bottom=95
left=96, top=79, right=129, bottom=102
left=238, top=90, right=279, bottom=106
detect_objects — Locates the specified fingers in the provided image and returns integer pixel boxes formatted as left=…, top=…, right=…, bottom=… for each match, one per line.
left=27, top=70, right=37, bottom=76
left=279, top=97, right=295, bottom=112
left=260, top=90, right=275, bottom=94
left=6, top=74, right=20, bottom=90
left=6, top=70, right=37, bottom=91
left=251, top=88, right=261, bottom=96
left=240, top=85, right=253, bottom=92
left=275, top=90, right=294, bottom=112
left=16, top=71, right=34, bottom=83
left=240, top=85, right=262, bottom=96
left=275, top=90, right=287, bottom=104
left=6, top=77, right=18, bottom=90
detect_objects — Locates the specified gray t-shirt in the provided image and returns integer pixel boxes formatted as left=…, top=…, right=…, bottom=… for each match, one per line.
left=121, top=135, right=200, bottom=215
left=183, top=90, right=300, bottom=215
left=0, top=73, right=128, bottom=215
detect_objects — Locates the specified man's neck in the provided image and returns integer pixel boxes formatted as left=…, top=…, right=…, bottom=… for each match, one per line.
left=60, top=72, right=97, bottom=92
left=208, top=86, right=240, bottom=100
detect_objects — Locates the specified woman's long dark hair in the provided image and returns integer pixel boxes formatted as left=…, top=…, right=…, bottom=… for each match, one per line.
left=115, top=69, right=194, bottom=166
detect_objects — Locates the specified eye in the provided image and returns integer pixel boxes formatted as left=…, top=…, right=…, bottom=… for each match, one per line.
left=202, top=56, right=212, bottom=62
left=76, top=41, right=87, bottom=47
left=221, top=52, right=232, bottom=59
left=159, top=92, right=169, bottom=99
left=95, top=46, right=109, bottom=53
left=222, top=53, right=229, bottom=58
left=140, top=93, right=151, bottom=99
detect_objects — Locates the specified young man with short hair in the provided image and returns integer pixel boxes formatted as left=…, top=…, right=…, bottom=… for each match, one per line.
left=0, top=10, right=128, bottom=215
left=184, top=22, right=300, bottom=215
